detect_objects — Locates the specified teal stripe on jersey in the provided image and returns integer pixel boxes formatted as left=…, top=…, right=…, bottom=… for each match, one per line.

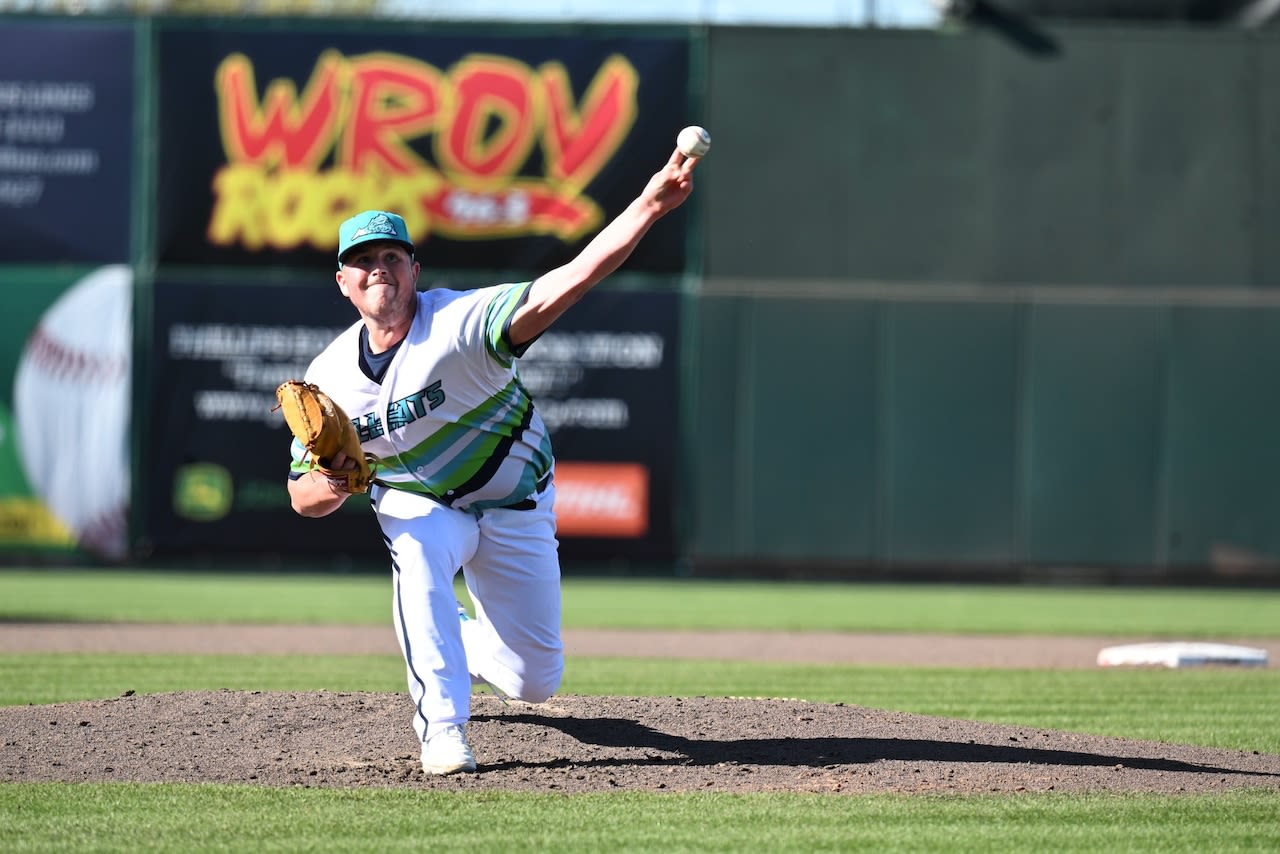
left=455, top=375, right=532, bottom=437
left=417, top=382, right=532, bottom=487
left=484, top=282, right=532, bottom=367
left=432, top=431, right=507, bottom=491
left=378, top=378, right=535, bottom=495
left=467, top=433, right=556, bottom=511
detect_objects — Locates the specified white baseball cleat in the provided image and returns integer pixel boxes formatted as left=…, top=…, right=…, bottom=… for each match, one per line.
left=421, top=724, right=476, bottom=775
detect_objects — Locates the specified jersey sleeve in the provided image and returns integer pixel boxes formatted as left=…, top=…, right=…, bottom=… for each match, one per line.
left=287, top=437, right=312, bottom=480
left=482, top=281, right=534, bottom=366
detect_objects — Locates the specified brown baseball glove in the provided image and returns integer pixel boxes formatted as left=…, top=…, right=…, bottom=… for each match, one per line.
left=275, top=380, right=374, bottom=494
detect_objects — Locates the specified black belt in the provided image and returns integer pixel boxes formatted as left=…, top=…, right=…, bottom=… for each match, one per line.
left=501, top=471, right=553, bottom=511
left=371, top=471, right=551, bottom=511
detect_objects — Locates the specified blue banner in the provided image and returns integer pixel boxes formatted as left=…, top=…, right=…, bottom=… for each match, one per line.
left=0, top=21, right=134, bottom=263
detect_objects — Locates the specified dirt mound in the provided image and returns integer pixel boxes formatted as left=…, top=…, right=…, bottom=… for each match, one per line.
left=4, top=691, right=1277, bottom=794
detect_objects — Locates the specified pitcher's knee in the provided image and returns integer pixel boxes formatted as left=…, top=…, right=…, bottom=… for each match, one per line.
left=509, top=654, right=563, bottom=703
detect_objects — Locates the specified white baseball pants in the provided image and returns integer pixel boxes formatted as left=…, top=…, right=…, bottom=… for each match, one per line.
left=373, top=482, right=563, bottom=743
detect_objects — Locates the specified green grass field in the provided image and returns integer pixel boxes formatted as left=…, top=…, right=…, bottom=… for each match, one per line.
left=2, top=569, right=1278, bottom=852
left=3, top=570, right=1277, bottom=636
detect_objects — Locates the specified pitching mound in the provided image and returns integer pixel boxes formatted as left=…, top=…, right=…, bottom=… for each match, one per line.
left=3, top=691, right=1277, bottom=794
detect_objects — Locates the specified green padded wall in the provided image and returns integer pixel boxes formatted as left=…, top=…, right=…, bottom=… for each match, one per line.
left=692, top=293, right=879, bottom=560
left=1021, top=303, right=1167, bottom=566
left=743, top=297, right=880, bottom=558
left=882, top=301, right=1020, bottom=565
left=705, top=26, right=1277, bottom=288
left=690, top=295, right=745, bottom=556
left=691, top=25, right=1280, bottom=575
left=1164, top=306, right=1280, bottom=567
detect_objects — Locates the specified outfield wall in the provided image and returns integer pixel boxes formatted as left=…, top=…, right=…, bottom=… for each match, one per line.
left=1, top=15, right=1278, bottom=581
left=690, top=25, right=1280, bottom=581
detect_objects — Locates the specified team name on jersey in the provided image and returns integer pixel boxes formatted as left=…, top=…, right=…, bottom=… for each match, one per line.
left=353, top=381, right=446, bottom=442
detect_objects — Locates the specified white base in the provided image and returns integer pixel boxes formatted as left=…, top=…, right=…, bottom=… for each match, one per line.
left=1097, top=642, right=1268, bottom=669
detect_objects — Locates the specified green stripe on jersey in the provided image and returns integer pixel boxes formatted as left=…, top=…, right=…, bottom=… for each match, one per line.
left=378, top=379, right=533, bottom=493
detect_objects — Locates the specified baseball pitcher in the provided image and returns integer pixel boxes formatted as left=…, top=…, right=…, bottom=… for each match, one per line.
left=281, top=144, right=701, bottom=774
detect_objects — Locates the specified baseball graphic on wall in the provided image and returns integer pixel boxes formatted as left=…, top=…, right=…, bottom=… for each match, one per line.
left=13, top=265, right=133, bottom=560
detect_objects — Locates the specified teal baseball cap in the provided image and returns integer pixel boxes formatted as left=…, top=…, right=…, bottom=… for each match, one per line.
left=337, top=210, right=415, bottom=265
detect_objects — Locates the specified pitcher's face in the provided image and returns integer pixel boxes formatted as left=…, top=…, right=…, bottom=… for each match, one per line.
left=336, top=241, right=420, bottom=325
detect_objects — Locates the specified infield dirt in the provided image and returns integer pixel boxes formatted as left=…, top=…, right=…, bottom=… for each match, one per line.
left=2, top=624, right=1277, bottom=794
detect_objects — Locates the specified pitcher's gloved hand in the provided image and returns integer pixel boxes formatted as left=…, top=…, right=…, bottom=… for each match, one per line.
left=274, top=380, right=374, bottom=494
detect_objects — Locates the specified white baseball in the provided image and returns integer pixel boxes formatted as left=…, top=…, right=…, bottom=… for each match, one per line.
left=14, top=265, right=133, bottom=560
left=677, top=125, right=711, bottom=158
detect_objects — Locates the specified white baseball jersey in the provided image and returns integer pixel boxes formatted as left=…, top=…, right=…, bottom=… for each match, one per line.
left=291, top=283, right=554, bottom=511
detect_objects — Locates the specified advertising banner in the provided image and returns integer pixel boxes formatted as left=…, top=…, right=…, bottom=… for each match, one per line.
left=146, top=279, right=378, bottom=558
left=155, top=25, right=691, bottom=274
left=0, top=21, right=134, bottom=263
left=0, top=265, right=132, bottom=560
left=520, top=290, right=679, bottom=560
left=146, top=280, right=678, bottom=562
